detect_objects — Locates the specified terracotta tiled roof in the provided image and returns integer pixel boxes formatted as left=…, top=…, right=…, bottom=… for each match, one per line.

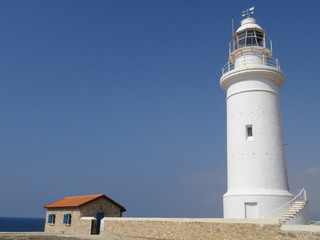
left=44, top=194, right=126, bottom=212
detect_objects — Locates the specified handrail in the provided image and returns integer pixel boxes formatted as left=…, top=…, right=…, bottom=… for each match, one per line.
left=222, top=57, right=281, bottom=75
left=262, top=188, right=307, bottom=218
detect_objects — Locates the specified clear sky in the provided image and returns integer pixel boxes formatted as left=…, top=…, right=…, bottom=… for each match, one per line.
left=0, top=0, right=319, bottom=220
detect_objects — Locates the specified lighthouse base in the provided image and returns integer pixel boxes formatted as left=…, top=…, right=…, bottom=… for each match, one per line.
left=223, top=190, right=293, bottom=219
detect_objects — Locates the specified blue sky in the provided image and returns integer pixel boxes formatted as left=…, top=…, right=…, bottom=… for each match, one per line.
left=0, top=0, right=319, bottom=220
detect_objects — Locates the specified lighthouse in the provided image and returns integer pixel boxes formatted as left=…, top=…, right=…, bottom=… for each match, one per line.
left=220, top=8, right=309, bottom=224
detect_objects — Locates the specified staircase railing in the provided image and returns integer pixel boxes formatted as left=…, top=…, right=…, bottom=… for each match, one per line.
left=263, top=188, right=307, bottom=218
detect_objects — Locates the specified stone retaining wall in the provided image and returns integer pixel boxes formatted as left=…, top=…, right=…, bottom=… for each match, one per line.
left=101, top=217, right=320, bottom=240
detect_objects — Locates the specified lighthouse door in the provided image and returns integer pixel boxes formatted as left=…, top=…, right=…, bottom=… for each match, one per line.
left=245, top=202, right=258, bottom=218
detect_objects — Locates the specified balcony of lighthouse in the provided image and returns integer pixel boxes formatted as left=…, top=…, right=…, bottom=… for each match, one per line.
left=222, top=57, right=281, bottom=75
left=221, top=31, right=281, bottom=75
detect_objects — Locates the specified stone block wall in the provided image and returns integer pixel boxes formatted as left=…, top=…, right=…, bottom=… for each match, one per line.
left=101, top=218, right=320, bottom=240
left=45, top=208, right=84, bottom=234
left=80, top=198, right=122, bottom=217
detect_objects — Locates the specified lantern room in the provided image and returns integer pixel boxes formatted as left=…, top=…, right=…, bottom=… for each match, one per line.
left=233, top=18, right=265, bottom=50
left=227, top=17, right=274, bottom=68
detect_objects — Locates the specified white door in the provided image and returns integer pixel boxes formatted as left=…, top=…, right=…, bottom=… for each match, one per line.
left=245, top=202, right=258, bottom=218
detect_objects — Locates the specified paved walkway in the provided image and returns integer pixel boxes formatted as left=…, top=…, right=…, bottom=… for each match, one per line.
left=0, top=233, right=158, bottom=240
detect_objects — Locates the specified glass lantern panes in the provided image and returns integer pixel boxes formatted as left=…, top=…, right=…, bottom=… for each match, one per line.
left=233, top=30, right=264, bottom=50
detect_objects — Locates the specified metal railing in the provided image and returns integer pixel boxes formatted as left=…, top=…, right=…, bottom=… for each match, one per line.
left=221, top=57, right=281, bottom=75
left=262, top=188, right=307, bottom=218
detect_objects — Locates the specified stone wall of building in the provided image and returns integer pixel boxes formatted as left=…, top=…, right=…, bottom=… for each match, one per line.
left=80, top=198, right=122, bottom=217
left=101, top=217, right=320, bottom=240
left=45, top=207, right=88, bottom=234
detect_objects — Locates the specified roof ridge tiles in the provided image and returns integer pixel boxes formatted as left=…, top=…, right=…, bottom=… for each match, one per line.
left=44, top=194, right=126, bottom=212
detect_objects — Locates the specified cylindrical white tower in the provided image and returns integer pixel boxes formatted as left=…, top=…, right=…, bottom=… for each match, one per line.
left=220, top=17, right=294, bottom=219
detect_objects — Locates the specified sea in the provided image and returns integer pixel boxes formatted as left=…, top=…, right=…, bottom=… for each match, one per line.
left=0, top=217, right=45, bottom=232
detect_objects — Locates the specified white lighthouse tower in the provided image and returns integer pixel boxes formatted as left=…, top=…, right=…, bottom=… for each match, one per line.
left=220, top=8, right=309, bottom=224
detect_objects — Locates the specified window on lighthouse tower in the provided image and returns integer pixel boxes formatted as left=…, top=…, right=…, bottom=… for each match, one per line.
left=246, top=125, right=253, bottom=139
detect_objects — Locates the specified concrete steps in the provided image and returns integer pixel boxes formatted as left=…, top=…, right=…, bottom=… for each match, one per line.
left=280, top=200, right=308, bottom=223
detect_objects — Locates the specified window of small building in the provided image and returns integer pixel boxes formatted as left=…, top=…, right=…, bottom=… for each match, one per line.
left=63, top=214, right=72, bottom=225
left=48, top=214, right=55, bottom=224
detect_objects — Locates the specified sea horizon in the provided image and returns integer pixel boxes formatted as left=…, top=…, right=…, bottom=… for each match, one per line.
left=0, top=216, right=45, bottom=232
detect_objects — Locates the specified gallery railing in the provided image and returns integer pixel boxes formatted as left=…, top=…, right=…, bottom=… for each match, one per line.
left=222, top=57, right=280, bottom=75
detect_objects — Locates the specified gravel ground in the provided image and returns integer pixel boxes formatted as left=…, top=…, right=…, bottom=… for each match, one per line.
left=0, top=233, right=158, bottom=240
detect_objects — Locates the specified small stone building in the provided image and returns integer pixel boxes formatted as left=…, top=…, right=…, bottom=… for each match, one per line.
left=44, top=194, right=126, bottom=235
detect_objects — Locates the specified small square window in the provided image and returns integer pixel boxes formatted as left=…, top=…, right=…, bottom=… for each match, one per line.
left=63, top=214, right=72, bottom=225
left=246, top=125, right=253, bottom=139
left=48, top=214, right=55, bottom=224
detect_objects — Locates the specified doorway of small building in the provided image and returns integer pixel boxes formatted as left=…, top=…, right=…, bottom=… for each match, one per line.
left=245, top=202, right=258, bottom=218
left=96, top=212, right=105, bottom=234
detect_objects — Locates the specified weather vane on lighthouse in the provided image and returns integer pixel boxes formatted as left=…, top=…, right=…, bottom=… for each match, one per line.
left=242, top=7, right=254, bottom=18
